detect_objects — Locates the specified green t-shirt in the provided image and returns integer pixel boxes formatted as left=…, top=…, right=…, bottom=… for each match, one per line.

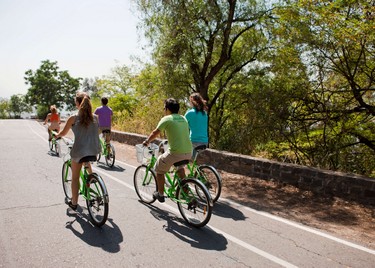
left=157, top=114, right=192, bottom=154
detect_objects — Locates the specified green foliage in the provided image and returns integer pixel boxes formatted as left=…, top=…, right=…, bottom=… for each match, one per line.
left=24, top=60, right=81, bottom=112
left=0, top=98, right=10, bottom=119
left=9, top=94, right=31, bottom=118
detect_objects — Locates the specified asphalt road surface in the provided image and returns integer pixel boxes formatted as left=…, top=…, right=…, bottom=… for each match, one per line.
left=0, top=119, right=374, bottom=267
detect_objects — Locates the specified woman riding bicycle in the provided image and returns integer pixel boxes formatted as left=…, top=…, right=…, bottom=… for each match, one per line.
left=43, top=105, right=61, bottom=141
left=56, top=92, right=101, bottom=210
left=184, top=92, right=209, bottom=159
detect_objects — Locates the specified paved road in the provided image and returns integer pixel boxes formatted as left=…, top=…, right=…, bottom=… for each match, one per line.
left=0, top=119, right=374, bottom=267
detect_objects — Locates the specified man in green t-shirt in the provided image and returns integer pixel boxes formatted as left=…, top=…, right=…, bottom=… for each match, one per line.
left=143, top=98, right=192, bottom=202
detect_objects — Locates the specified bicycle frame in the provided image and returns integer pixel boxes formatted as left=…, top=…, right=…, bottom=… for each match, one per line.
left=62, top=159, right=103, bottom=202
left=143, top=152, right=194, bottom=204
left=99, top=136, right=108, bottom=156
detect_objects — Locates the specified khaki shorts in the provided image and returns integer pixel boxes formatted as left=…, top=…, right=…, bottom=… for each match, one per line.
left=154, top=151, right=192, bottom=174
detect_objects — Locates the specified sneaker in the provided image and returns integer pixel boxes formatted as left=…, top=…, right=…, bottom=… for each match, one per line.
left=65, top=197, right=78, bottom=211
left=68, top=201, right=78, bottom=211
left=188, top=199, right=197, bottom=210
left=153, top=191, right=165, bottom=203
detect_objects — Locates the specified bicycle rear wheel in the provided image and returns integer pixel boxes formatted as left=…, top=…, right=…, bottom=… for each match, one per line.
left=86, top=173, right=109, bottom=227
left=62, top=160, right=72, bottom=199
left=105, top=144, right=115, bottom=167
left=134, top=165, right=157, bottom=204
left=196, top=165, right=222, bottom=203
left=176, top=178, right=213, bottom=228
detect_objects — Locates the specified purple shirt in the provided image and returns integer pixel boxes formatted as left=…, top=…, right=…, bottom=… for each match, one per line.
left=94, top=106, right=113, bottom=128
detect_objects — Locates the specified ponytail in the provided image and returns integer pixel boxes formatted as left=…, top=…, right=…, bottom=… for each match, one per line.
left=75, top=92, right=93, bottom=127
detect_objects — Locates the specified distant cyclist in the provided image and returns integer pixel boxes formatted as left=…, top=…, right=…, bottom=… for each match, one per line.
left=94, top=97, right=113, bottom=150
left=43, top=105, right=61, bottom=141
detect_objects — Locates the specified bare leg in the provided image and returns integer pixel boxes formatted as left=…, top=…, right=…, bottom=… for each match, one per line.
left=71, top=161, right=83, bottom=205
left=156, top=173, right=165, bottom=195
left=177, top=167, right=186, bottom=179
left=83, top=162, right=92, bottom=174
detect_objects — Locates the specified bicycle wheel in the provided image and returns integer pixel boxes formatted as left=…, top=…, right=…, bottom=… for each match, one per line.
left=196, top=165, right=222, bottom=203
left=176, top=178, right=213, bottom=228
left=55, top=140, right=61, bottom=157
left=49, top=139, right=53, bottom=151
left=105, top=144, right=115, bottom=167
left=86, top=173, right=109, bottom=227
left=134, top=165, right=157, bottom=204
left=62, top=160, right=72, bottom=199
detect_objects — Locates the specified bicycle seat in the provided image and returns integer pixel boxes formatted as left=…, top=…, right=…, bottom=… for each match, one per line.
left=79, top=155, right=97, bottom=163
left=102, top=129, right=111, bottom=134
left=173, top=159, right=189, bottom=167
left=195, top=145, right=207, bottom=151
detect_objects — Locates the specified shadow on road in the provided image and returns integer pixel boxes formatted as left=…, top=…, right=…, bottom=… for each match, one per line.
left=143, top=202, right=228, bottom=251
left=95, top=162, right=126, bottom=172
left=211, top=200, right=247, bottom=221
left=65, top=208, right=123, bottom=253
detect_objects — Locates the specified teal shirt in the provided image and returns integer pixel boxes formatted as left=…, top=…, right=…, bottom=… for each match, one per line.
left=184, top=108, right=208, bottom=143
left=157, top=114, right=192, bottom=154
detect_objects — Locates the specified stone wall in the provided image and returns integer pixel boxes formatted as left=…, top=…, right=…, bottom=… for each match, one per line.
left=111, top=130, right=375, bottom=205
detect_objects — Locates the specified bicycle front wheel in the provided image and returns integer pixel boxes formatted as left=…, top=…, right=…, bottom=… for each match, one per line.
left=133, top=165, right=157, bottom=204
left=105, top=144, right=115, bottom=167
left=196, top=165, right=222, bottom=203
left=62, top=160, right=72, bottom=200
left=176, top=178, right=213, bottom=228
left=86, top=173, right=109, bottom=227
left=55, top=140, right=61, bottom=157
left=49, top=139, right=53, bottom=151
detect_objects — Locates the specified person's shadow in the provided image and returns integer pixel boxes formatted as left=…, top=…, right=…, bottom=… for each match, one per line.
left=144, top=203, right=228, bottom=251
left=211, top=200, right=247, bottom=221
left=65, top=208, right=123, bottom=253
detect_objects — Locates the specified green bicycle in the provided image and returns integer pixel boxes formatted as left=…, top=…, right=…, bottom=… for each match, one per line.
left=133, top=143, right=213, bottom=228
left=96, top=130, right=115, bottom=167
left=49, top=129, right=61, bottom=157
left=60, top=136, right=109, bottom=227
left=160, top=140, right=222, bottom=203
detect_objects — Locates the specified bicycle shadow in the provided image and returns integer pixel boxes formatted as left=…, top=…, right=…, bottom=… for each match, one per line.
left=95, top=162, right=125, bottom=172
left=65, top=208, right=123, bottom=253
left=211, top=200, right=247, bottom=221
left=47, top=151, right=60, bottom=157
left=143, top=203, right=228, bottom=251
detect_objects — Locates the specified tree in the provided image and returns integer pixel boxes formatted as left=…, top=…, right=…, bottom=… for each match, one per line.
left=24, top=60, right=81, bottom=116
left=136, top=0, right=274, bottom=107
left=0, top=98, right=10, bottom=119
left=9, top=94, right=31, bottom=118
left=270, top=0, right=375, bottom=175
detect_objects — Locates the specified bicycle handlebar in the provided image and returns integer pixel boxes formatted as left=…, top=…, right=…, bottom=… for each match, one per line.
left=60, top=136, right=74, bottom=147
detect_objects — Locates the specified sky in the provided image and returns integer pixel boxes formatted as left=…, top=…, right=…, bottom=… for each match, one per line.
left=0, top=0, right=149, bottom=99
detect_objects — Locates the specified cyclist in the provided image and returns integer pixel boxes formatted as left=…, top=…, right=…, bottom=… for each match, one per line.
left=43, top=105, right=61, bottom=141
left=56, top=92, right=101, bottom=210
left=94, top=97, right=113, bottom=151
left=184, top=92, right=209, bottom=158
left=143, top=98, right=193, bottom=202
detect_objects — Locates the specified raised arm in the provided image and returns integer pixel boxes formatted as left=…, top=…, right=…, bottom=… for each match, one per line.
left=56, top=115, right=75, bottom=138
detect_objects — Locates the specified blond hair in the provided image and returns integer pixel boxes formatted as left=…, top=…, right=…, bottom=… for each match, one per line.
left=50, top=105, right=57, bottom=114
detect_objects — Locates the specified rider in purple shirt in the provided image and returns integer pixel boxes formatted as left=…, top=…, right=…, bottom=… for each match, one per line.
left=94, top=97, right=113, bottom=147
